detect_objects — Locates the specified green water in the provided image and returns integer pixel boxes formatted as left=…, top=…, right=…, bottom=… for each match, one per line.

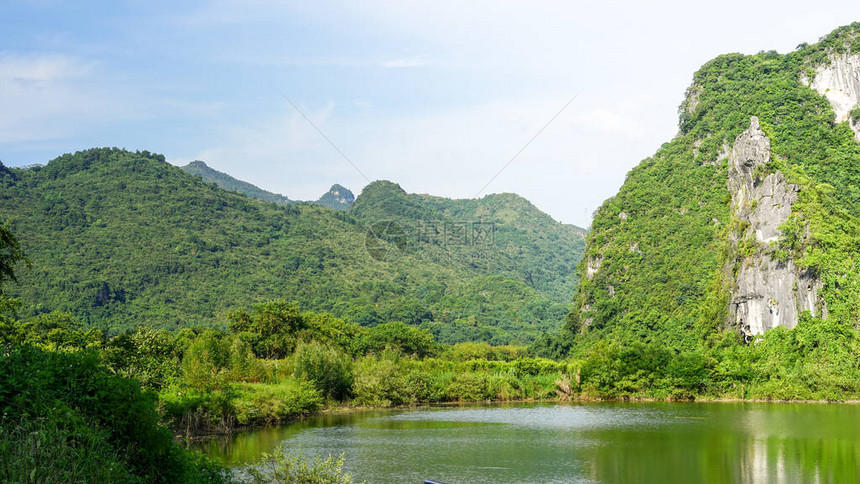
left=195, top=402, right=860, bottom=483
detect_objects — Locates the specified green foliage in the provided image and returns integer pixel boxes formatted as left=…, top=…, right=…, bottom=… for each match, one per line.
left=0, top=345, right=228, bottom=483
left=103, top=326, right=183, bottom=390
left=247, top=446, right=359, bottom=484
left=229, top=301, right=307, bottom=359
left=232, top=380, right=322, bottom=426
left=293, top=341, right=354, bottom=400
left=443, top=341, right=527, bottom=361
left=2, top=149, right=585, bottom=344
left=0, top=222, right=24, bottom=296
left=355, top=321, right=438, bottom=358
left=0, top=416, right=138, bottom=483
left=352, top=352, right=417, bottom=407
left=850, top=105, right=860, bottom=123
left=182, top=331, right=263, bottom=392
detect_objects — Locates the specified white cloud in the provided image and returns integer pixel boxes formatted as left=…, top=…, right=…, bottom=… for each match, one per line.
left=0, top=53, right=105, bottom=143
left=0, top=53, right=91, bottom=84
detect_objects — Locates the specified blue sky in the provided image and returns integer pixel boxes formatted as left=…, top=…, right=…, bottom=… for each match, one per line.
left=1, top=1, right=858, bottom=226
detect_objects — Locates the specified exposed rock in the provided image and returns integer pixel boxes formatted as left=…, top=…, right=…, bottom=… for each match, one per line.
left=727, top=117, right=825, bottom=339
left=577, top=302, right=594, bottom=329
left=618, top=211, right=628, bottom=221
left=802, top=53, right=860, bottom=141
left=585, top=256, right=603, bottom=280
left=682, top=84, right=701, bottom=118
left=733, top=259, right=824, bottom=337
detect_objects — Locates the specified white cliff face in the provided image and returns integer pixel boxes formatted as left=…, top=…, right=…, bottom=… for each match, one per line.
left=584, top=256, right=602, bottom=280
left=728, top=117, right=825, bottom=339
left=803, top=53, right=860, bottom=141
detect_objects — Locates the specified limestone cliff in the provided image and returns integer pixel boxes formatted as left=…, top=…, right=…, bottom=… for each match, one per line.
left=802, top=53, right=860, bottom=141
left=727, top=117, right=826, bottom=339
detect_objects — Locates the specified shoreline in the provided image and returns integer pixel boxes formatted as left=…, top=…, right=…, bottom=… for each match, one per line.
left=176, top=395, right=860, bottom=442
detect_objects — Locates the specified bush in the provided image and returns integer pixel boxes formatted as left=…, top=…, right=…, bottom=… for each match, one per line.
left=352, top=353, right=416, bottom=407
left=247, top=445, right=359, bottom=484
left=233, top=380, right=322, bottom=425
left=0, top=345, right=228, bottom=483
left=293, top=341, right=354, bottom=400
left=0, top=416, right=138, bottom=483
left=444, top=373, right=491, bottom=401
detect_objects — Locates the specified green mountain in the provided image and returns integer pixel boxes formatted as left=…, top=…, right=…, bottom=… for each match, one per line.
left=565, top=24, right=860, bottom=353
left=179, top=160, right=291, bottom=205
left=0, top=149, right=585, bottom=344
left=179, top=160, right=355, bottom=210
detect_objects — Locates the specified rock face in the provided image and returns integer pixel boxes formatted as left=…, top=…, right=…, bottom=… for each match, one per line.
left=727, top=117, right=825, bottom=339
left=803, top=53, right=860, bottom=141
left=584, top=256, right=602, bottom=280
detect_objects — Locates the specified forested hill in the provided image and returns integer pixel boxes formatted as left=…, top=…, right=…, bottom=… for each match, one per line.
left=563, top=23, right=860, bottom=355
left=0, top=149, right=585, bottom=344
left=179, top=160, right=355, bottom=210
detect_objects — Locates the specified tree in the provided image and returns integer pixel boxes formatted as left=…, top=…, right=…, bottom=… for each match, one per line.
left=0, top=223, right=24, bottom=296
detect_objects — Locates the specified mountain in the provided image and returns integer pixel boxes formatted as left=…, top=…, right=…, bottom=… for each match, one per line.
left=0, top=149, right=585, bottom=344
left=565, top=23, right=860, bottom=353
left=316, top=184, right=355, bottom=210
left=179, top=160, right=291, bottom=205
left=180, top=161, right=355, bottom=210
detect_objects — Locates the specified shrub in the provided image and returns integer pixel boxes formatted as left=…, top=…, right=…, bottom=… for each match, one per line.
left=0, top=415, right=138, bottom=483
left=445, top=373, right=491, bottom=401
left=352, top=353, right=416, bottom=407
left=247, top=445, right=359, bottom=484
left=0, top=345, right=228, bottom=483
left=293, top=341, right=354, bottom=400
left=233, top=380, right=322, bottom=425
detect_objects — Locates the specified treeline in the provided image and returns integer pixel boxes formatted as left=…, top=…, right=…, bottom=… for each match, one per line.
left=2, top=300, right=568, bottom=436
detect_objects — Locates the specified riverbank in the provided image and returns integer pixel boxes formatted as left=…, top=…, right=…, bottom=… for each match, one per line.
left=174, top=391, right=860, bottom=443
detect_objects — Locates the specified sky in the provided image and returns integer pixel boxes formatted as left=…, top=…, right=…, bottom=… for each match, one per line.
left=1, top=1, right=859, bottom=227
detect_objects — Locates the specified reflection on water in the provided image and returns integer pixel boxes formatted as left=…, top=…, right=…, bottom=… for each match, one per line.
left=195, top=402, right=860, bottom=483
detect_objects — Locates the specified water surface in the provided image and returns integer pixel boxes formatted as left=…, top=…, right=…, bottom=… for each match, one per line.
left=195, top=402, right=860, bottom=483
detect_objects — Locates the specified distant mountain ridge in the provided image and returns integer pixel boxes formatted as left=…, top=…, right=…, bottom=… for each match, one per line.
left=3, top=148, right=585, bottom=345
left=179, top=161, right=354, bottom=210
left=179, top=160, right=292, bottom=205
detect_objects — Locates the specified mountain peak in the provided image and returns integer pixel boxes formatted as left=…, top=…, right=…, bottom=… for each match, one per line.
left=316, top=184, right=355, bottom=210
left=179, top=160, right=291, bottom=205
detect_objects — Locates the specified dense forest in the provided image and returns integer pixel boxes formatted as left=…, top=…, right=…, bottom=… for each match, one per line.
left=0, top=150, right=585, bottom=344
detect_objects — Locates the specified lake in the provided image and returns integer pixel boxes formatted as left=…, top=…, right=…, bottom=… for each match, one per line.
left=194, top=402, right=860, bottom=483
